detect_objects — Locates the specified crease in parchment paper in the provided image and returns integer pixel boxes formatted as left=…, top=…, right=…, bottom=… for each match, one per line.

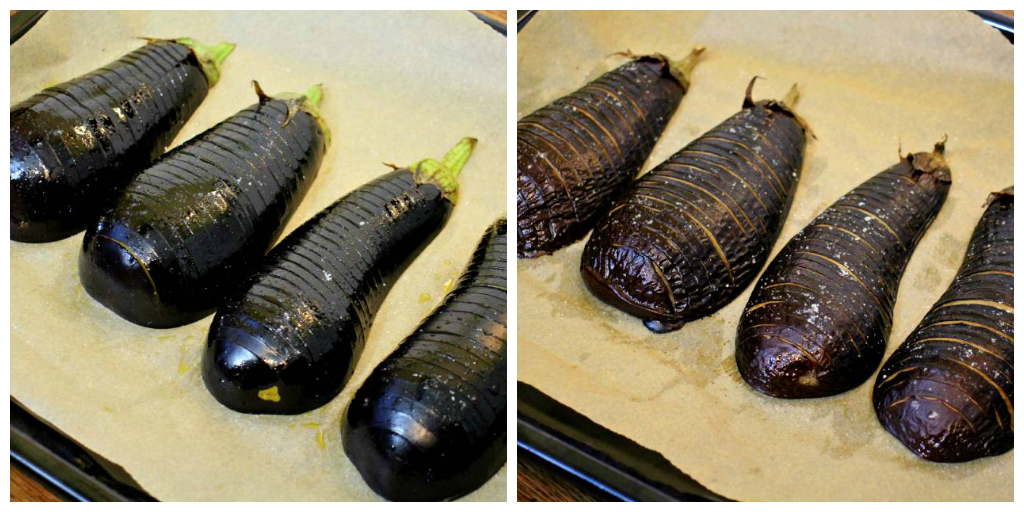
left=517, top=10, right=1011, bottom=501
left=11, top=10, right=506, bottom=501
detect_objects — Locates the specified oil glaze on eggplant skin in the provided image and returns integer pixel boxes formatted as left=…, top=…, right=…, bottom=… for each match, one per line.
left=582, top=78, right=807, bottom=333
left=517, top=48, right=703, bottom=258
left=874, top=188, right=1013, bottom=463
left=344, top=218, right=506, bottom=502
left=11, top=38, right=234, bottom=243
left=737, top=141, right=952, bottom=399
left=79, top=83, right=327, bottom=328
left=203, top=138, right=475, bottom=415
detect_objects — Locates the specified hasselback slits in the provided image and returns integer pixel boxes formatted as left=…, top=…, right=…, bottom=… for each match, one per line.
left=582, top=78, right=807, bottom=333
left=203, top=138, right=474, bottom=415
left=344, top=218, right=507, bottom=501
left=79, top=86, right=325, bottom=328
left=874, top=187, right=1012, bottom=462
left=517, top=49, right=703, bottom=258
left=11, top=39, right=232, bottom=242
left=737, top=141, right=951, bottom=398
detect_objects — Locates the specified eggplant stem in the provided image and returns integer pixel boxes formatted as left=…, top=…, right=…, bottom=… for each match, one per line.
left=908, top=136, right=952, bottom=183
left=667, top=46, right=705, bottom=90
left=743, top=75, right=764, bottom=108
left=250, top=81, right=331, bottom=147
left=985, top=186, right=1014, bottom=207
left=173, top=37, right=235, bottom=87
left=411, top=137, right=478, bottom=204
left=609, top=49, right=639, bottom=59
left=783, top=83, right=800, bottom=109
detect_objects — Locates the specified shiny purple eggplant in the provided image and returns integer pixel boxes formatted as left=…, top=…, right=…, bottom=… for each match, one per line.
left=79, top=82, right=328, bottom=328
left=344, top=218, right=506, bottom=501
left=203, top=138, right=475, bottom=415
left=11, top=38, right=234, bottom=242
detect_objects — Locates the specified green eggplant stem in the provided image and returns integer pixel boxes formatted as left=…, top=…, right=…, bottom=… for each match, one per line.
left=251, top=81, right=331, bottom=147
left=411, top=137, right=478, bottom=204
left=173, top=37, right=235, bottom=87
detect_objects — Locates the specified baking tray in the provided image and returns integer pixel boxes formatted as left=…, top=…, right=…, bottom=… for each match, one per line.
left=10, top=10, right=47, bottom=44
left=513, top=10, right=1013, bottom=502
left=9, top=12, right=506, bottom=502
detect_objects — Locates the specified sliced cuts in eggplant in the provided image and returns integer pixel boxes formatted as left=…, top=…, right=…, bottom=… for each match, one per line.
left=79, top=82, right=328, bottom=328
left=11, top=38, right=234, bottom=242
left=874, top=187, right=1013, bottom=463
left=582, top=78, right=808, bottom=333
left=517, top=47, right=704, bottom=258
left=202, top=138, right=475, bottom=415
left=344, top=218, right=506, bottom=501
left=736, top=140, right=952, bottom=398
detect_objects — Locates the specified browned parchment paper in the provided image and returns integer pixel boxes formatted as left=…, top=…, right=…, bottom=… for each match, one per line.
left=517, top=11, right=1012, bottom=501
left=11, top=10, right=506, bottom=501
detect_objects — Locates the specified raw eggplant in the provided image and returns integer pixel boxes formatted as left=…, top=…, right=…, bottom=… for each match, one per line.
left=79, top=82, right=328, bottom=328
left=202, top=138, right=475, bottom=415
left=736, top=140, right=952, bottom=398
left=582, top=78, right=807, bottom=333
left=11, top=38, right=234, bottom=242
left=344, top=218, right=507, bottom=501
left=517, top=47, right=704, bottom=258
left=873, top=187, right=1013, bottom=462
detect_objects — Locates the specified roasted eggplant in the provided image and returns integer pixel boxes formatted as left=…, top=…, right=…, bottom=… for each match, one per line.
left=581, top=78, right=807, bottom=333
left=873, top=187, right=1013, bottom=462
left=517, top=47, right=704, bottom=258
left=736, top=140, right=952, bottom=398
left=79, top=82, right=328, bottom=328
left=344, top=218, right=507, bottom=501
left=202, top=138, right=475, bottom=415
left=11, top=38, right=234, bottom=242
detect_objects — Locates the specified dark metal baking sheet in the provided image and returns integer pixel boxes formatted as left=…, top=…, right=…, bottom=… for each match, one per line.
left=10, top=400, right=154, bottom=501
left=517, top=383, right=726, bottom=502
left=10, top=10, right=46, bottom=44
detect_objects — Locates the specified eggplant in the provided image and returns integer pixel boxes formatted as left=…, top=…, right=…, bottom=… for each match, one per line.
left=873, top=187, right=1013, bottom=462
left=582, top=78, right=807, bottom=333
left=517, top=47, right=704, bottom=258
left=736, top=140, right=952, bottom=398
left=344, top=217, right=507, bottom=501
left=11, top=38, right=235, bottom=242
left=79, top=82, right=328, bottom=328
left=202, top=138, right=475, bottom=415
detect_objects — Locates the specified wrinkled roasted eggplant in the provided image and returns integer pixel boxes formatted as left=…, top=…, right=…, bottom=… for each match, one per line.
left=582, top=78, right=807, bottom=333
left=202, top=138, right=475, bottom=415
left=736, top=140, right=951, bottom=398
left=874, top=187, right=1013, bottom=463
left=11, top=38, right=234, bottom=242
left=344, top=218, right=507, bottom=501
left=79, top=82, right=328, bottom=328
left=517, top=47, right=704, bottom=258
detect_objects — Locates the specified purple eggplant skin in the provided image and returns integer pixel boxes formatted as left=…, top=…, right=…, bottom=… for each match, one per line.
left=79, top=83, right=327, bottom=329
left=582, top=78, right=808, bottom=333
left=517, top=48, right=704, bottom=258
left=344, top=218, right=506, bottom=501
left=202, top=138, right=475, bottom=415
left=11, top=38, right=234, bottom=243
left=873, top=187, right=1013, bottom=463
left=736, top=140, right=952, bottom=399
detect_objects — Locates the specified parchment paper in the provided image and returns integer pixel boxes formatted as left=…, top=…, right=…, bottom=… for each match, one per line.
left=10, top=10, right=506, bottom=501
left=517, top=11, right=1012, bottom=501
